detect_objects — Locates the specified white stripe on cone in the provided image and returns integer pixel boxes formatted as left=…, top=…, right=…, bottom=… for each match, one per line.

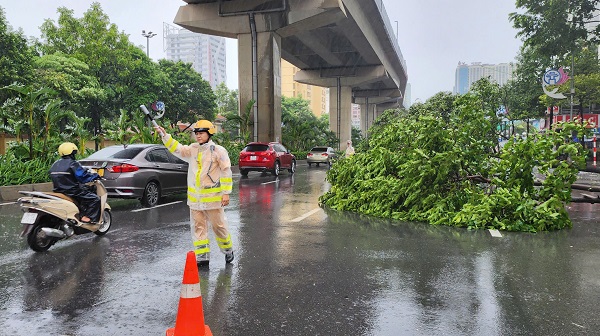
left=180, top=283, right=201, bottom=299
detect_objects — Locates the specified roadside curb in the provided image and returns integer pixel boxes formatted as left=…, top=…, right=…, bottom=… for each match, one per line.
left=0, top=182, right=53, bottom=202
left=0, top=162, right=306, bottom=202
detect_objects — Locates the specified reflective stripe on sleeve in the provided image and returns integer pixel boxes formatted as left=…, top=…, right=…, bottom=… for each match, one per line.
left=165, top=138, right=178, bottom=153
left=220, top=177, right=233, bottom=192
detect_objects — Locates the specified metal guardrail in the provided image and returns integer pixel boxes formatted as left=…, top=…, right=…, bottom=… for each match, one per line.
left=374, top=0, right=407, bottom=73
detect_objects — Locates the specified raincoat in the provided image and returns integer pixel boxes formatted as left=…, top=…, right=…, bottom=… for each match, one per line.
left=161, top=134, right=233, bottom=210
left=161, top=133, right=234, bottom=262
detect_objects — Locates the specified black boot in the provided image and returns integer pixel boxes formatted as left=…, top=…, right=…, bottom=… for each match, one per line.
left=225, top=251, right=234, bottom=263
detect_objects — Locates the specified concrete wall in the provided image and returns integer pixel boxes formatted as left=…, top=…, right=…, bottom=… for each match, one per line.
left=0, top=182, right=53, bottom=202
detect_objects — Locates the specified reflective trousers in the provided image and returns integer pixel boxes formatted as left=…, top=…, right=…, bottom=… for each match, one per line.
left=190, top=208, right=233, bottom=262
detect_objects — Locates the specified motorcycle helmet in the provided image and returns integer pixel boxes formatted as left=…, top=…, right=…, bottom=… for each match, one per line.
left=193, top=120, right=217, bottom=135
left=58, top=142, right=78, bottom=157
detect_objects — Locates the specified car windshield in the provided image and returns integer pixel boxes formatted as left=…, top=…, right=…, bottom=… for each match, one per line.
left=85, top=146, right=145, bottom=160
left=310, top=147, right=327, bottom=152
left=244, top=144, right=269, bottom=152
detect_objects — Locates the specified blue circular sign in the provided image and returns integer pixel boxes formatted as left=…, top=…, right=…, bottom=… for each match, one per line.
left=543, top=69, right=562, bottom=85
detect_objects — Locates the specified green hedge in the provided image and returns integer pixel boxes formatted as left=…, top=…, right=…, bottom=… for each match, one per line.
left=0, top=153, right=54, bottom=186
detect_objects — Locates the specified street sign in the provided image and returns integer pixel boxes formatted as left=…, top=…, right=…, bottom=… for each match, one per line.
left=542, top=68, right=568, bottom=99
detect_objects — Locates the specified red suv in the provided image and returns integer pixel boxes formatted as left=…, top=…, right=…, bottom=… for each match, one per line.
left=238, top=142, right=296, bottom=177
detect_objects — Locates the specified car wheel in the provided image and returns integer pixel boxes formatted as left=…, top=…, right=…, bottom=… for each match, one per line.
left=272, top=161, right=280, bottom=176
left=240, top=169, right=249, bottom=177
left=141, top=181, right=161, bottom=207
left=94, top=209, right=112, bottom=236
left=288, top=160, right=296, bottom=174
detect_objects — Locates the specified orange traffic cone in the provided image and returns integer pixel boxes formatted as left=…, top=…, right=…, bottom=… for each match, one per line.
left=166, top=251, right=213, bottom=336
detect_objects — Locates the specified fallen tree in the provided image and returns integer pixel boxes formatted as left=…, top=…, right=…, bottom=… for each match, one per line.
left=320, top=89, right=590, bottom=232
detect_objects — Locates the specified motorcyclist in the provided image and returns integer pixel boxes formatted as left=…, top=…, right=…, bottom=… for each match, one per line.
left=49, top=142, right=101, bottom=224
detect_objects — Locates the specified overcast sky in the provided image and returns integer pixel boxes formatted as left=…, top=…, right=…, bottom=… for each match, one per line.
left=1, top=0, right=523, bottom=102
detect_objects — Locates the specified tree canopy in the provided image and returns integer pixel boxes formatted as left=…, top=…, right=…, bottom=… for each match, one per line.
left=281, top=95, right=337, bottom=151
left=158, top=59, right=217, bottom=124
left=0, top=7, right=34, bottom=102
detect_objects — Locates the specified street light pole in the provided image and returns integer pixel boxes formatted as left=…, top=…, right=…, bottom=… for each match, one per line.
left=568, top=13, right=575, bottom=122
left=570, top=53, right=575, bottom=121
left=141, top=30, right=157, bottom=58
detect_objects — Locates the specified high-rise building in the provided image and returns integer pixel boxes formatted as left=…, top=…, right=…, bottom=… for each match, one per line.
left=454, top=62, right=516, bottom=94
left=454, top=63, right=470, bottom=95
left=351, top=103, right=361, bottom=129
left=403, top=83, right=412, bottom=108
left=281, top=59, right=329, bottom=117
left=163, top=23, right=226, bottom=89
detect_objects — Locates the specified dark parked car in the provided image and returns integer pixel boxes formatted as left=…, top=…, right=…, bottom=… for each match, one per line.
left=306, top=146, right=337, bottom=167
left=79, top=144, right=188, bottom=207
left=238, top=142, right=296, bottom=177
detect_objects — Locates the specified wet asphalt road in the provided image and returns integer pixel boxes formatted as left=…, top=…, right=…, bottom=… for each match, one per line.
left=1, top=164, right=600, bottom=335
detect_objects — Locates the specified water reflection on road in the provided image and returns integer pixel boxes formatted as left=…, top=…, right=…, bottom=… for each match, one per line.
left=0, top=165, right=599, bottom=335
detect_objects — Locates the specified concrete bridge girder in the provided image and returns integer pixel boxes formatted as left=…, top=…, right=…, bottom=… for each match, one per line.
left=340, top=0, right=406, bottom=92
left=278, top=6, right=347, bottom=39
left=175, top=2, right=284, bottom=38
left=174, top=0, right=408, bottom=146
left=293, top=65, right=388, bottom=88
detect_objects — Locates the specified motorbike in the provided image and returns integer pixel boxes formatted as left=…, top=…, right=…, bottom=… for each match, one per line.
left=17, top=167, right=113, bottom=252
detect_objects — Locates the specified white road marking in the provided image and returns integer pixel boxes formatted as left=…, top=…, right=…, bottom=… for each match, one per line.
left=0, top=202, right=17, bottom=206
left=262, top=180, right=278, bottom=185
left=488, top=229, right=503, bottom=238
left=131, top=201, right=182, bottom=212
left=290, top=208, right=322, bottom=222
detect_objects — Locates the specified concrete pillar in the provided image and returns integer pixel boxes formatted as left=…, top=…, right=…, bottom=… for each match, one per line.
left=238, top=32, right=282, bottom=143
left=358, top=102, right=371, bottom=137
left=367, top=103, right=378, bottom=138
left=329, top=85, right=353, bottom=150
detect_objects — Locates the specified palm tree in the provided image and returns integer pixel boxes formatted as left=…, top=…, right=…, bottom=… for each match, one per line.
left=223, top=99, right=254, bottom=144
left=2, top=83, right=58, bottom=159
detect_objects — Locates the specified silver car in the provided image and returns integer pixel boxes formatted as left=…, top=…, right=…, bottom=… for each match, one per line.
left=306, top=146, right=337, bottom=167
left=79, top=144, right=188, bottom=207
